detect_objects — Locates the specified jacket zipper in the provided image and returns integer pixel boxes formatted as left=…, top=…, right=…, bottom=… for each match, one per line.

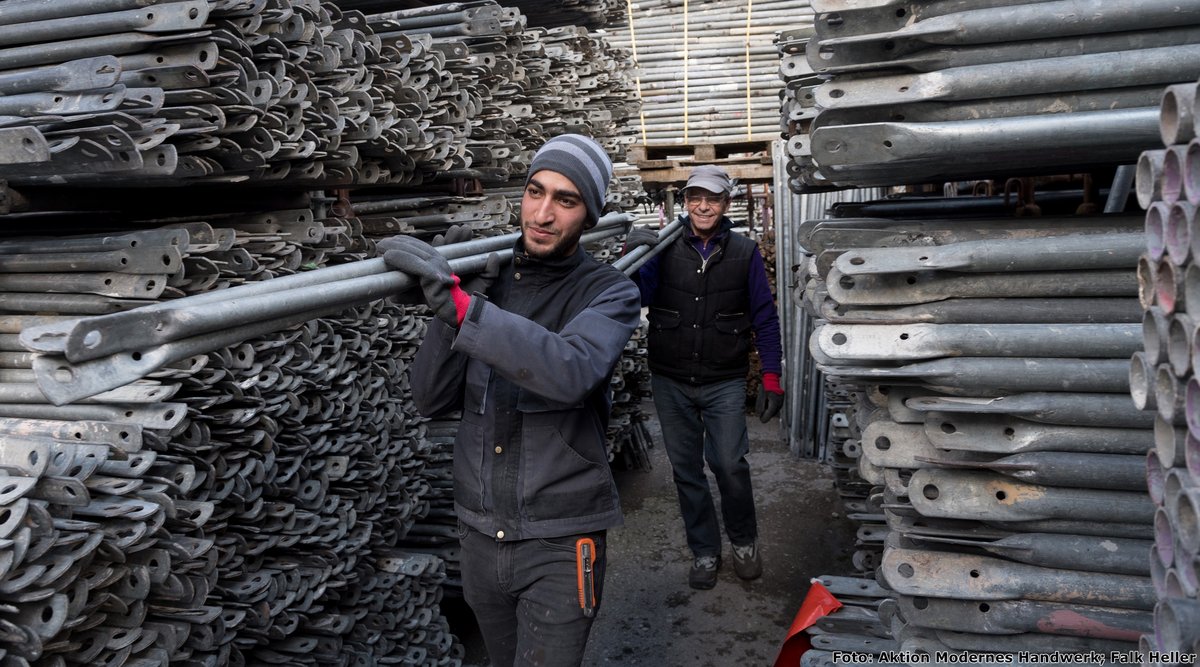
left=692, top=241, right=723, bottom=273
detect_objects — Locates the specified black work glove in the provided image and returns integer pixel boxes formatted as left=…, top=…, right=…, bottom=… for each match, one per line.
left=378, top=235, right=460, bottom=326
left=431, top=224, right=500, bottom=296
left=461, top=252, right=502, bottom=296
left=432, top=223, right=473, bottom=247
left=755, top=373, right=784, bottom=423
left=623, top=226, right=659, bottom=255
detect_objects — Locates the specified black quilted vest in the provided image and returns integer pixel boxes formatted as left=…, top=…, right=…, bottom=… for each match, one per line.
left=647, top=230, right=757, bottom=384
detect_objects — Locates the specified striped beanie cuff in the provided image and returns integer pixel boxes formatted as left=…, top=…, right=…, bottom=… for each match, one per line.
left=526, top=134, right=612, bottom=228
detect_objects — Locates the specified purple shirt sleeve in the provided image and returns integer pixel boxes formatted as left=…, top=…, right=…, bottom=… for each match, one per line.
left=632, top=253, right=661, bottom=307
left=747, top=249, right=783, bottom=376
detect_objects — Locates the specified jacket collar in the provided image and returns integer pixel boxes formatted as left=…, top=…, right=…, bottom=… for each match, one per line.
left=512, top=237, right=586, bottom=280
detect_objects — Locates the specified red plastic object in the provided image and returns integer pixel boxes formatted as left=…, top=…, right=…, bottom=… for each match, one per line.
left=773, top=579, right=844, bottom=667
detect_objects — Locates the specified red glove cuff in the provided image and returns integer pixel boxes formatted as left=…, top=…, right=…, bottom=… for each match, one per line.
left=451, top=275, right=471, bottom=326
left=763, top=372, right=783, bottom=394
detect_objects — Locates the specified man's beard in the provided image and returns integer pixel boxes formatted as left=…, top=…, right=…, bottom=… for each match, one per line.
left=522, top=221, right=584, bottom=259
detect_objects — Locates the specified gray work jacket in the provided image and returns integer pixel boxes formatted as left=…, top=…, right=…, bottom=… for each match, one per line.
left=409, top=243, right=641, bottom=541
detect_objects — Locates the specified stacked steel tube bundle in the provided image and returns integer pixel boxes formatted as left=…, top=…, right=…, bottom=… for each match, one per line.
left=330, top=0, right=622, bottom=31
left=766, top=3, right=1200, bottom=660
left=0, top=0, right=637, bottom=186
left=789, top=208, right=1156, bottom=660
left=1130, top=76, right=1200, bottom=661
left=10, top=0, right=1200, bottom=662
left=609, top=0, right=813, bottom=146
left=0, top=204, right=653, bottom=666
left=0, top=1, right=651, bottom=665
left=783, top=0, right=1200, bottom=191
left=0, top=208, right=471, bottom=666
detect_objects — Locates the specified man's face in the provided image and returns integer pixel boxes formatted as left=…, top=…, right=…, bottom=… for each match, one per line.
left=521, top=170, right=589, bottom=259
left=684, top=187, right=729, bottom=240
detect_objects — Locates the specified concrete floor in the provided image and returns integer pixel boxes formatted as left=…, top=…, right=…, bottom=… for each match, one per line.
left=450, top=402, right=858, bottom=666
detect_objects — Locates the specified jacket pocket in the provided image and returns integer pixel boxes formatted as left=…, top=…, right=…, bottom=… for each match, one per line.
left=453, top=419, right=487, bottom=513
left=520, top=417, right=614, bottom=522
left=648, top=306, right=680, bottom=331
left=462, top=361, right=490, bottom=414
left=647, top=307, right=681, bottom=358
left=714, top=311, right=750, bottom=335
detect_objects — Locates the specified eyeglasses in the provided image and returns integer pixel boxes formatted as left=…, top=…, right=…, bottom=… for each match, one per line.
left=684, top=193, right=727, bottom=206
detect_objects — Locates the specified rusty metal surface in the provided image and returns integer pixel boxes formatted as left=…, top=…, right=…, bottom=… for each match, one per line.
left=881, top=546, right=1156, bottom=609
left=909, top=532, right=1151, bottom=576
left=905, top=392, right=1156, bottom=429
left=895, top=595, right=1150, bottom=642
left=907, top=392, right=1127, bottom=432
left=908, top=468, right=1154, bottom=524
left=920, top=451, right=1146, bottom=492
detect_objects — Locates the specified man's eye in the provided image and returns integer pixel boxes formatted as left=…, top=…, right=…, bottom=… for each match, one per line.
left=557, top=197, right=578, bottom=207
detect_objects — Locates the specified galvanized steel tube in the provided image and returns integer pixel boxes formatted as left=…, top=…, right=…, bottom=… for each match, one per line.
left=1162, top=82, right=1199, bottom=147
left=1139, top=149, right=1168, bottom=210
left=1155, top=257, right=1184, bottom=315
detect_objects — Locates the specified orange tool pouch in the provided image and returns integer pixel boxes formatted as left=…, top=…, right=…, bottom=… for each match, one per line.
left=576, top=537, right=597, bottom=618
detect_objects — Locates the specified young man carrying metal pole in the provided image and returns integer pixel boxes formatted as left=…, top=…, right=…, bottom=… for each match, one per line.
left=381, top=134, right=642, bottom=666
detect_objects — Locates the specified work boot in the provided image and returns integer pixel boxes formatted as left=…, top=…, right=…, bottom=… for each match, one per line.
left=732, top=542, right=762, bottom=580
left=689, top=555, right=720, bottom=590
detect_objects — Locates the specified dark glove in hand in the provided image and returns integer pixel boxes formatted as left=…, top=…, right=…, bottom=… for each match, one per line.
left=623, top=227, right=659, bottom=254
left=379, top=235, right=459, bottom=326
left=755, top=384, right=784, bottom=423
left=432, top=224, right=473, bottom=247
left=461, top=252, right=502, bottom=296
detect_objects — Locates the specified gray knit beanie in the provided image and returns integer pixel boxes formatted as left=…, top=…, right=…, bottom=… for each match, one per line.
left=525, top=134, right=612, bottom=228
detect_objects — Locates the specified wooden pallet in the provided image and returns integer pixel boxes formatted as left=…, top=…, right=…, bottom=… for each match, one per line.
left=628, top=139, right=774, bottom=166
left=629, top=140, right=776, bottom=185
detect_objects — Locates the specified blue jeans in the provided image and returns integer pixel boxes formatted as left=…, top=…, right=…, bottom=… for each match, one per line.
left=651, top=374, right=758, bottom=558
left=459, top=523, right=606, bottom=667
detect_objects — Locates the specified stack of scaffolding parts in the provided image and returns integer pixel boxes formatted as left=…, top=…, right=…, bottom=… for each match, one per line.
left=0, top=0, right=637, bottom=187
left=784, top=0, right=1200, bottom=190
left=1133, top=77, right=1200, bottom=661
left=610, top=0, right=812, bottom=186
left=0, top=209, right=646, bottom=665
left=0, top=210, right=471, bottom=666
left=771, top=159, right=884, bottom=459
left=330, top=0, right=623, bottom=31
left=800, top=211, right=1158, bottom=659
left=0, top=1, right=651, bottom=664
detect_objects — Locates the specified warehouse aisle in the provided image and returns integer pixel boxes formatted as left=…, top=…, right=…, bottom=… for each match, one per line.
left=453, top=403, right=858, bottom=666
